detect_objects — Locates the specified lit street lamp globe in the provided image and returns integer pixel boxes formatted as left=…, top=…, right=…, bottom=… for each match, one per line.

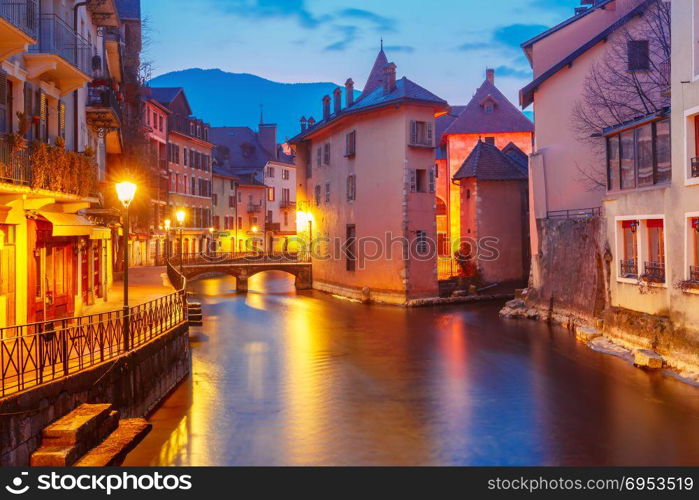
left=115, top=181, right=137, bottom=208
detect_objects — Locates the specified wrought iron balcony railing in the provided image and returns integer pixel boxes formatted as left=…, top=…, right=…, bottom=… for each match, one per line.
left=247, top=203, right=262, bottom=214
left=87, top=85, right=122, bottom=123
left=0, top=0, right=38, bottom=38
left=280, top=200, right=296, bottom=210
left=620, top=259, right=638, bottom=278
left=692, top=157, right=699, bottom=178
left=0, top=134, right=31, bottom=186
left=690, top=266, right=699, bottom=283
left=30, top=14, right=92, bottom=74
left=643, top=261, right=666, bottom=283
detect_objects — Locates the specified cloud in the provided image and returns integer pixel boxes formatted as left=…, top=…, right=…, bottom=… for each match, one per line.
left=325, top=25, right=359, bottom=51
left=210, top=0, right=326, bottom=29
left=529, top=0, right=576, bottom=14
left=493, top=23, right=550, bottom=48
left=493, top=65, right=532, bottom=79
left=384, top=45, right=415, bottom=53
left=336, top=8, right=397, bottom=33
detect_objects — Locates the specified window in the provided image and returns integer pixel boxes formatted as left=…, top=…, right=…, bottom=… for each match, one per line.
left=345, top=130, right=356, bottom=157
left=607, top=119, right=671, bottom=191
left=620, top=220, right=639, bottom=278
left=212, top=194, right=218, bottom=206
left=267, top=166, right=275, bottom=178
left=346, top=225, right=357, bottom=272
left=347, top=175, right=356, bottom=201
left=282, top=188, right=290, bottom=203
left=170, top=173, right=176, bottom=192
left=415, top=169, right=428, bottom=193
left=690, top=218, right=699, bottom=282
left=267, top=187, right=275, bottom=202
left=238, top=192, right=242, bottom=203
left=183, top=175, right=188, bottom=194
left=238, top=217, right=243, bottom=230
left=325, top=182, right=330, bottom=203
left=314, top=185, right=321, bottom=206
left=282, top=169, right=290, bottom=180
left=410, top=120, right=433, bottom=147
left=191, top=177, right=196, bottom=195
left=628, top=40, right=650, bottom=71
left=283, top=211, right=289, bottom=226
left=316, top=147, right=322, bottom=168
left=229, top=195, right=235, bottom=208
left=159, top=115, right=163, bottom=132
left=213, top=216, right=220, bottom=230
left=267, top=210, right=273, bottom=224
left=416, top=230, right=429, bottom=255
left=230, top=179, right=235, bottom=189
left=324, top=143, right=330, bottom=165
left=645, top=219, right=665, bottom=282
left=184, top=148, right=188, bottom=167
left=484, top=104, right=494, bottom=114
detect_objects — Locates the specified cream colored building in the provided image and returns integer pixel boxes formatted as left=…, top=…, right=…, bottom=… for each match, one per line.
left=263, top=159, right=296, bottom=252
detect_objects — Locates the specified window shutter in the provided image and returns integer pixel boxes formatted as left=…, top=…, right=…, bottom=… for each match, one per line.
left=0, top=71, right=7, bottom=133
left=409, top=169, right=417, bottom=193
left=429, top=167, right=435, bottom=193
left=410, top=120, right=417, bottom=145
left=59, top=101, right=66, bottom=138
left=345, top=133, right=350, bottom=156
left=427, top=123, right=433, bottom=146
left=39, top=92, right=47, bottom=142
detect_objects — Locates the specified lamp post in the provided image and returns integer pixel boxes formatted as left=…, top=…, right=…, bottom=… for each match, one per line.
left=176, top=209, right=186, bottom=270
left=208, top=226, right=215, bottom=255
left=164, top=219, right=172, bottom=260
left=116, top=181, right=137, bottom=352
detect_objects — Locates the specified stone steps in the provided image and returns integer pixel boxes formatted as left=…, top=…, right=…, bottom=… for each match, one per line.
left=188, top=301, right=203, bottom=326
left=75, top=419, right=152, bottom=467
left=30, top=404, right=150, bottom=467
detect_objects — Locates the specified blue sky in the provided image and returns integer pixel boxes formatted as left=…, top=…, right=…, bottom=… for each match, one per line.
left=143, top=0, right=578, bottom=107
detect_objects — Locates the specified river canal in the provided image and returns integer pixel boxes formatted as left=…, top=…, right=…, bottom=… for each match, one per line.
left=124, top=272, right=699, bottom=466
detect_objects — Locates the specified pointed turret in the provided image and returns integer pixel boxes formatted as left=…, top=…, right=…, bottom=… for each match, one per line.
left=360, top=44, right=389, bottom=98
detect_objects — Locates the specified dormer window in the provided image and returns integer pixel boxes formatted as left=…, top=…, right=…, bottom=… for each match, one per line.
left=484, top=104, right=494, bottom=114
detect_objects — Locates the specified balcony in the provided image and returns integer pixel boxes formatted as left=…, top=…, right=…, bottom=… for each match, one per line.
left=87, top=84, right=122, bottom=128
left=643, top=261, right=666, bottom=283
left=620, top=259, right=638, bottom=279
left=692, top=157, right=699, bottom=178
left=280, top=200, right=296, bottom=210
left=265, top=222, right=281, bottom=232
left=0, top=134, right=30, bottom=186
left=102, top=26, right=122, bottom=83
left=25, top=14, right=92, bottom=95
left=0, top=0, right=37, bottom=61
left=247, top=203, right=262, bottom=214
left=86, top=0, right=119, bottom=28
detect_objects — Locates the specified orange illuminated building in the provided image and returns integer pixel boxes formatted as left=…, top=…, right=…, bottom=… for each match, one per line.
left=435, top=69, right=534, bottom=251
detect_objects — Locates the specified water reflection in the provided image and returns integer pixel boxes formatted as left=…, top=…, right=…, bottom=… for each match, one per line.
left=125, top=272, right=699, bottom=466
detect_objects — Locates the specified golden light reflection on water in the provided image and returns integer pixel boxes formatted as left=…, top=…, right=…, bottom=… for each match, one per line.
left=157, top=416, right=189, bottom=465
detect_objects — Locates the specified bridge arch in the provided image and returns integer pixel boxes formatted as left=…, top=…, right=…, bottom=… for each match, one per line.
left=181, top=263, right=312, bottom=293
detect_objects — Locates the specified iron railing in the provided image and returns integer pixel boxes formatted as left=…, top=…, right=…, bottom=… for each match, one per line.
left=247, top=203, right=262, bottom=214
left=620, top=259, right=638, bottom=278
left=171, top=252, right=311, bottom=266
left=692, top=157, right=699, bottom=178
left=690, top=266, right=699, bottom=283
left=643, top=261, right=666, bottom=283
left=87, top=85, right=122, bottom=123
left=0, top=0, right=38, bottom=38
left=30, top=14, right=92, bottom=74
left=280, top=200, right=296, bottom=210
left=438, top=258, right=457, bottom=281
left=547, top=207, right=602, bottom=220
left=0, top=289, right=187, bottom=397
left=0, top=134, right=31, bottom=186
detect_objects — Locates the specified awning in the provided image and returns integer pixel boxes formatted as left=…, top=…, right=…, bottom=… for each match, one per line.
left=38, top=211, right=94, bottom=237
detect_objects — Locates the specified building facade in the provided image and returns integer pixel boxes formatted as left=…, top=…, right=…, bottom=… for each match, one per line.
left=211, top=166, right=237, bottom=252
left=289, top=48, right=448, bottom=305
left=263, top=159, right=296, bottom=252
left=0, top=0, right=128, bottom=327
left=151, top=87, right=214, bottom=257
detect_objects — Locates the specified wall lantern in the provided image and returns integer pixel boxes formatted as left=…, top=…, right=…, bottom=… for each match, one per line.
left=630, top=221, right=640, bottom=234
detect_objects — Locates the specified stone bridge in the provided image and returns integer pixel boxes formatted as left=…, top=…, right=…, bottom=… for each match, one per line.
left=179, top=258, right=313, bottom=293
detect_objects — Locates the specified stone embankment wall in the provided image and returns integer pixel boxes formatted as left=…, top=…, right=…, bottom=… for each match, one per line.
left=0, top=324, right=191, bottom=466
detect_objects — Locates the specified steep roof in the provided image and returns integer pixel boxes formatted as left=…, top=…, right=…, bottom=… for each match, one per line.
left=290, top=76, right=447, bottom=143
left=520, top=1, right=651, bottom=108
left=453, top=140, right=528, bottom=182
left=360, top=48, right=389, bottom=98
left=444, top=79, right=533, bottom=135
left=501, top=142, right=529, bottom=169
left=210, top=127, right=276, bottom=170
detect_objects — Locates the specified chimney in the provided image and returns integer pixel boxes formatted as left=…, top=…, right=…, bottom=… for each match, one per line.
left=259, top=123, right=278, bottom=160
left=345, top=78, right=354, bottom=107
left=383, top=62, right=396, bottom=94
left=308, top=116, right=315, bottom=128
left=322, top=95, right=330, bottom=121
left=300, top=116, right=307, bottom=132
left=333, top=87, right=342, bottom=115
left=486, top=68, right=495, bottom=84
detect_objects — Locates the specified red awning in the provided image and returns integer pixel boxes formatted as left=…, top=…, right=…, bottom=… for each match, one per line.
left=622, top=220, right=639, bottom=229
left=647, top=219, right=664, bottom=228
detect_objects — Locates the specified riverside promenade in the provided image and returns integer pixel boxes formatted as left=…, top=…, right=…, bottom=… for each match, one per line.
left=83, top=267, right=176, bottom=315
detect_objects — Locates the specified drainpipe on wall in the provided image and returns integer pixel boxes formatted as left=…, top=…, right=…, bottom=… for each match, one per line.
left=74, top=2, right=87, bottom=153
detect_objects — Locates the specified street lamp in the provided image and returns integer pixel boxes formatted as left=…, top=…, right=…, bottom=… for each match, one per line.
left=116, top=181, right=137, bottom=352
left=208, top=227, right=215, bottom=255
left=176, top=209, right=186, bottom=270
left=164, top=218, right=172, bottom=259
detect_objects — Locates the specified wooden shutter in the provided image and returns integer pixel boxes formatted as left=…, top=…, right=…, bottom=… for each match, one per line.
left=24, top=83, right=32, bottom=139
left=410, top=120, right=417, bottom=145
left=429, top=167, right=435, bottom=193
left=409, top=169, right=417, bottom=193
left=0, top=71, right=7, bottom=133
left=427, top=123, right=433, bottom=146
left=58, top=101, right=66, bottom=138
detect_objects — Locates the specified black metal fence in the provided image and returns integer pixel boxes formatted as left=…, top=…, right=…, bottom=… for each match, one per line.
left=643, top=261, right=666, bottom=283
left=87, top=85, right=123, bottom=123
left=0, top=289, right=187, bottom=397
left=0, top=134, right=31, bottom=186
left=30, top=14, right=92, bottom=74
left=0, top=0, right=38, bottom=38
left=692, top=157, right=699, bottom=179
left=620, top=259, right=638, bottom=278
left=547, top=207, right=602, bottom=220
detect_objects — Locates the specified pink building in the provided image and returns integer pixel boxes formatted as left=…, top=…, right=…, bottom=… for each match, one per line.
left=289, top=47, right=448, bottom=305
left=452, top=140, right=530, bottom=284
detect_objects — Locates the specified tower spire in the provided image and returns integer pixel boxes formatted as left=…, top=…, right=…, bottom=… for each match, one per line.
left=380, top=37, right=383, bottom=51
left=259, top=104, right=264, bottom=125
